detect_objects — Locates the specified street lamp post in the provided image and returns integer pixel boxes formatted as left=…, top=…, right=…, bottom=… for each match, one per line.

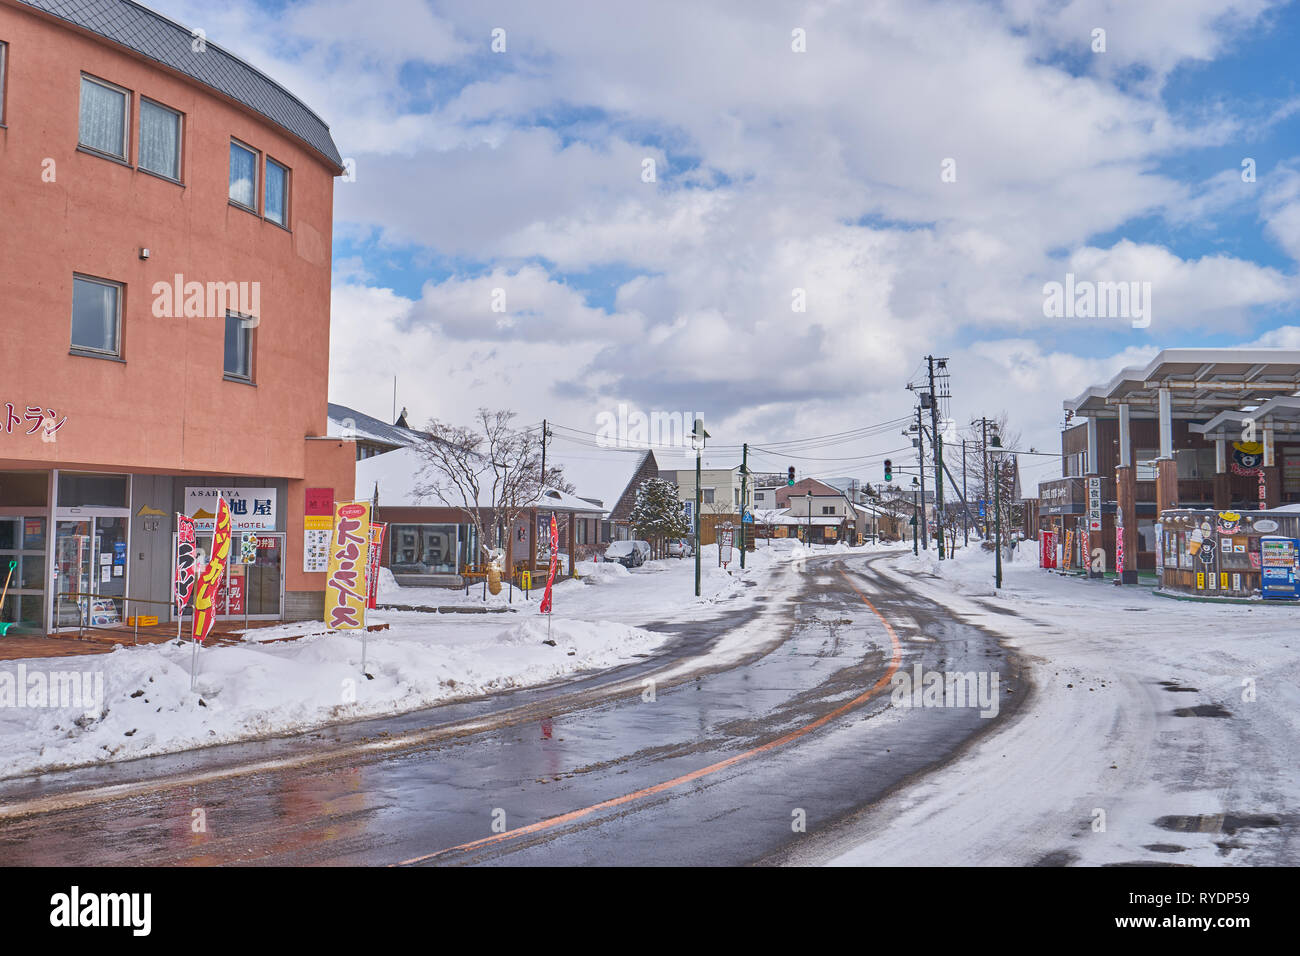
left=692, top=418, right=709, bottom=597
left=806, top=491, right=812, bottom=549
left=990, top=435, right=1008, bottom=589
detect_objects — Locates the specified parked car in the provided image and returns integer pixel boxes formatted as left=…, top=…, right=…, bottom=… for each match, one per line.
left=666, top=538, right=693, bottom=558
left=605, top=540, right=651, bottom=568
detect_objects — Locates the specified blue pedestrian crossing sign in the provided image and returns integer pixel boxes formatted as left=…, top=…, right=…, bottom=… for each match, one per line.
left=742, top=512, right=753, bottom=523
left=978, top=500, right=987, bottom=517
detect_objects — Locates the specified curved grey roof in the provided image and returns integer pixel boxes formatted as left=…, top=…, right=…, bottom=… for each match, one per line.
left=17, top=0, right=343, bottom=169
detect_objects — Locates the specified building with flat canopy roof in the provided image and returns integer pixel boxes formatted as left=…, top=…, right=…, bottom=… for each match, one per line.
left=1045, top=349, right=1300, bottom=582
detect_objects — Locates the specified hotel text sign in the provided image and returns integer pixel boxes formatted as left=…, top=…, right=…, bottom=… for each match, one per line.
left=185, top=487, right=277, bottom=532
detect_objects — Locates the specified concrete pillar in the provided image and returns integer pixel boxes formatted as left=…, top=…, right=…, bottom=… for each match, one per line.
left=1158, top=388, right=1173, bottom=459
left=1115, top=464, right=1139, bottom=584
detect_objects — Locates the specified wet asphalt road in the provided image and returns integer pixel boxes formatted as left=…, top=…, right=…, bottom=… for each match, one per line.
left=0, top=551, right=1025, bottom=866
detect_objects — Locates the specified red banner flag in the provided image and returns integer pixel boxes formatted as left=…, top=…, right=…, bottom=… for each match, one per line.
left=539, top=512, right=559, bottom=614
left=174, top=513, right=198, bottom=613
left=192, top=497, right=232, bottom=643
left=366, top=521, right=387, bottom=610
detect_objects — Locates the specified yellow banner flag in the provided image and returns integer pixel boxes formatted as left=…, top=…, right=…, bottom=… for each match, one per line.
left=325, top=500, right=370, bottom=630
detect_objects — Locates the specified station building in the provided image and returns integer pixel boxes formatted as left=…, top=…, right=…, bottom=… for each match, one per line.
left=1038, top=349, right=1300, bottom=595
left=0, top=0, right=355, bottom=631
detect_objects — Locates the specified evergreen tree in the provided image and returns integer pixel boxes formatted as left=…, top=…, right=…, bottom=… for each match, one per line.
left=630, top=477, right=690, bottom=558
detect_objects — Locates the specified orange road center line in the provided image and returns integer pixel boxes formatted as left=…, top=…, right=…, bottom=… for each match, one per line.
left=394, top=566, right=903, bottom=866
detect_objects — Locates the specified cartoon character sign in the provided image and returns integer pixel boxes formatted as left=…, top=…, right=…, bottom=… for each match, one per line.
left=1217, top=511, right=1241, bottom=535
left=1233, top=442, right=1263, bottom=470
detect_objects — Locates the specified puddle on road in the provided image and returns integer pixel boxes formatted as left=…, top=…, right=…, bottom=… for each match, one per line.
left=1171, top=703, right=1232, bottom=718
left=1155, top=812, right=1284, bottom=835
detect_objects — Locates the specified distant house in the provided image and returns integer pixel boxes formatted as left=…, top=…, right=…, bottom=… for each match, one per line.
left=327, top=403, right=428, bottom=460
left=552, top=449, right=661, bottom=557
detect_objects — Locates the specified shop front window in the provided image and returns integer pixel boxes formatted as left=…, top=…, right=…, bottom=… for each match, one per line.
left=390, top=524, right=461, bottom=574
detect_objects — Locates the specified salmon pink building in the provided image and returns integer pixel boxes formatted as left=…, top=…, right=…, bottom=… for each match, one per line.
left=0, top=0, right=355, bottom=631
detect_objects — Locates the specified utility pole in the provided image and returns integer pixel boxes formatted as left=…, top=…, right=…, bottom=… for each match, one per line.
left=971, top=416, right=998, bottom=538
left=540, top=419, right=552, bottom=486
left=961, top=440, right=969, bottom=547
left=916, top=404, right=928, bottom=550
left=926, top=355, right=947, bottom=560
left=739, top=443, right=748, bottom=569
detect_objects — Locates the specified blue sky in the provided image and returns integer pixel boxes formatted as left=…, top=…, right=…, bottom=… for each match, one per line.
left=157, top=0, right=1300, bottom=462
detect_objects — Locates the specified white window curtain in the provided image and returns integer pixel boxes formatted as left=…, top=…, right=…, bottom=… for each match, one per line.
left=79, top=78, right=126, bottom=157
left=139, top=101, right=180, bottom=178
left=229, top=142, right=257, bottom=208
left=71, top=278, right=119, bottom=353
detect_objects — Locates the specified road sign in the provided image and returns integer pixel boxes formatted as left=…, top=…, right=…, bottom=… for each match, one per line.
left=977, top=500, right=986, bottom=518
left=742, top=512, right=753, bottom=523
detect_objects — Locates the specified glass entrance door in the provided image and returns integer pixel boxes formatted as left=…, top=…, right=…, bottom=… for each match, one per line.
left=53, top=515, right=129, bottom=628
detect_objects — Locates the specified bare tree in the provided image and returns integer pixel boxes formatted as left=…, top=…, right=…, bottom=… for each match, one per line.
left=412, top=409, right=564, bottom=570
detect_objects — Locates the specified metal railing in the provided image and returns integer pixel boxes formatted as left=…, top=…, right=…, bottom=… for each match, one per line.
left=54, top=591, right=176, bottom=644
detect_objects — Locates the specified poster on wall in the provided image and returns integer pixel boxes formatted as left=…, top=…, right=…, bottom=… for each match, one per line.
left=185, top=487, right=277, bottom=533
left=325, top=501, right=371, bottom=630
left=304, top=515, right=331, bottom=573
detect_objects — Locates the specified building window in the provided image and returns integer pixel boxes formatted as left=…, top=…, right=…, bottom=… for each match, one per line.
left=821, top=505, right=835, bottom=515
left=1135, top=449, right=1158, bottom=481
left=79, top=75, right=129, bottom=160
left=0, top=42, right=8, bottom=125
left=229, top=140, right=258, bottom=210
left=265, top=157, right=289, bottom=226
left=702, top=488, right=715, bottom=504
left=70, top=275, right=122, bottom=356
left=224, top=312, right=253, bottom=380
left=139, top=99, right=182, bottom=180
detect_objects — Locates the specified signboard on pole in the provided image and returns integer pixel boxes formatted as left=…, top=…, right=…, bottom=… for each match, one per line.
left=325, top=501, right=370, bottom=629
left=238, top=532, right=258, bottom=565
left=718, top=525, right=734, bottom=568
left=192, top=497, right=232, bottom=643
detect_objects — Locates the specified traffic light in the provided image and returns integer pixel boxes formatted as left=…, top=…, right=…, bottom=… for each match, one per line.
left=787, top=466, right=795, bottom=486
left=884, top=459, right=892, bottom=482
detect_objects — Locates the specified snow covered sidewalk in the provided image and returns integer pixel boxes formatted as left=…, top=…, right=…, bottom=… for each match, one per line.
left=0, top=540, right=813, bottom=780
left=805, top=545, right=1300, bottom=866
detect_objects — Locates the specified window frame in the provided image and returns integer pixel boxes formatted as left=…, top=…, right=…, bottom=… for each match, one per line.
left=0, top=41, right=8, bottom=127
left=69, top=273, right=124, bottom=359
left=222, top=310, right=255, bottom=383
left=77, top=73, right=131, bottom=162
left=228, top=138, right=260, bottom=213
left=137, top=96, right=184, bottom=183
left=264, top=156, right=290, bottom=227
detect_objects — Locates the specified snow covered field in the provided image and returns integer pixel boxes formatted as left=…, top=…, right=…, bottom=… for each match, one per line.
left=807, top=545, right=1300, bottom=866
left=0, top=541, right=809, bottom=780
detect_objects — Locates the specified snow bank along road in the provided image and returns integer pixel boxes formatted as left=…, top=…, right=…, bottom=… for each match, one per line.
left=0, top=549, right=1029, bottom=865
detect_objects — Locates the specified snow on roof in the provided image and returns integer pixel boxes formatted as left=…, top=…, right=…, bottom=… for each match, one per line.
left=327, top=403, right=427, bottom=447
left=548, top=448, right=654, bottom=511
left=357, top=446, right=604, bottom=513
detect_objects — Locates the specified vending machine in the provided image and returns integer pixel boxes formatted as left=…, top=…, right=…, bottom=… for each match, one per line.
left=1259, top=536, right=1299, bottom=600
